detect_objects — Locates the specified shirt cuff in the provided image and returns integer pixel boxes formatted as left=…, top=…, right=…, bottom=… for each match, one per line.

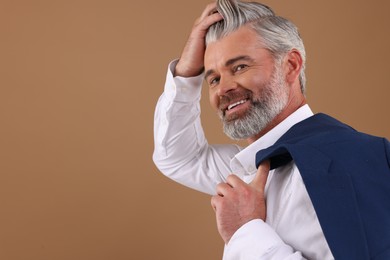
left=223, top=219, right=297, bottom=260
left=163, top=60, right=204, bottom=103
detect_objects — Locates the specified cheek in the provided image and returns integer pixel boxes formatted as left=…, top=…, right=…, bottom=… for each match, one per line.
left=245, top=70, right=273, bottom=94
left=237, top=75, right=263, bottom=96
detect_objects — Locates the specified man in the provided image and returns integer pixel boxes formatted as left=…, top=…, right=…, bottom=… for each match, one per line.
left=153, top=0, right=390, bottom=259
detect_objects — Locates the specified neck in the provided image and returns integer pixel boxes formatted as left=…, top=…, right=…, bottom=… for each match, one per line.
left=246, top=96, right=307, bottom=144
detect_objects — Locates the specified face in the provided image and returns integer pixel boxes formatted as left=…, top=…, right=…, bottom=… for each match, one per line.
left=204, top=25, right=289, bottom=140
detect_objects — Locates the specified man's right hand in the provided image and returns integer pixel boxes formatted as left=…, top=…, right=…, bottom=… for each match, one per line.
left=174, top=2, right=223, bottom=78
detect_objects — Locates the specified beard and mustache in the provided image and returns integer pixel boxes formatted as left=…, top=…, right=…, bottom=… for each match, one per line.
left=218, top=64, right=289, bottom=140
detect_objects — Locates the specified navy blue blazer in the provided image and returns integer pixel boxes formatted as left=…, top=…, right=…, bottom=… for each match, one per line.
left=255, top=113, right=390, bottom=259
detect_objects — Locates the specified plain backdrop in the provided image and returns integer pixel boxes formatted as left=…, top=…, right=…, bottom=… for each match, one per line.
left=0, top=0, right=389, bottom=259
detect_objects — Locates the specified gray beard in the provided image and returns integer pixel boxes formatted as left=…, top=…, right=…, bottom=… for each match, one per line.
left=220, top=65, right=289, bottom=140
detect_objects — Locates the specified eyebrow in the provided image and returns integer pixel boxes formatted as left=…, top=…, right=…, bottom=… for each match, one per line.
left=204, top=55, right=254, bottom=81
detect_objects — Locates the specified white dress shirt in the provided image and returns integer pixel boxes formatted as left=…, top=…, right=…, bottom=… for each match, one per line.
left=153, top=60, right=334, bottom=259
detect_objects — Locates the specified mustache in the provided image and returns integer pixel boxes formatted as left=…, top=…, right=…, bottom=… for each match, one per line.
left=218, top=90, right=253, bottom=111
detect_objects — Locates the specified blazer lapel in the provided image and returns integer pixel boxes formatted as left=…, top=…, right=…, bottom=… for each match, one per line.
left=256, top=144, right=370, bottom=259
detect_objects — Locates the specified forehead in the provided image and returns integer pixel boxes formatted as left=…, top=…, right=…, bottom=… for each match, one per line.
left=204, top=25, right=269, bottom=68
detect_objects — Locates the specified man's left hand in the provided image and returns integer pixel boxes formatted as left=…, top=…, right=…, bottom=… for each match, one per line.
left=211, top=160, right=270, bottom=244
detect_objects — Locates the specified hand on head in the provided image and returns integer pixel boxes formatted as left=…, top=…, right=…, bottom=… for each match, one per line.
left=174, top=2, right=223, bottom=77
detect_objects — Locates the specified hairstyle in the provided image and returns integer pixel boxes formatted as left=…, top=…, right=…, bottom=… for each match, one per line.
left=205, top=0, right=307, bottom=93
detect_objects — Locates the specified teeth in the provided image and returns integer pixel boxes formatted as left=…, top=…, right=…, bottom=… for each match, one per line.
left=228, top=99, right=247, bottom=110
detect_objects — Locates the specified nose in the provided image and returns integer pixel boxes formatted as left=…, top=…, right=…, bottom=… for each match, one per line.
left=217, top=75, right=237, bottom=97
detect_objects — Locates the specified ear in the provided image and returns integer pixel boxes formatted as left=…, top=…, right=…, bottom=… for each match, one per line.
left=283, top=49, right=303, bottom=86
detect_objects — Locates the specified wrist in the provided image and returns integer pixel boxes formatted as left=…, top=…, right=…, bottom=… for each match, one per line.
left=174, top=62, right=204, bottom=78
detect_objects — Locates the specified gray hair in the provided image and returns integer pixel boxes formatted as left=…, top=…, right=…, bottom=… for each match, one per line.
left=205, top=0, right=307, bottom=93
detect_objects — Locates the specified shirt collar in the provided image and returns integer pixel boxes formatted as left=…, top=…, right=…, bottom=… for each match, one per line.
left=230, top=104, right=314, bottom=175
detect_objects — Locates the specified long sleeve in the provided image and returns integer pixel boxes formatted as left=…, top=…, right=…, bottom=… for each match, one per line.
left=152, top=60, right=242, bottom=195
left=223, top=220, right=305, bottom=260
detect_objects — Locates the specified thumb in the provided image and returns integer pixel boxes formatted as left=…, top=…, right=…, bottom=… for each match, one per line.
left=249, top=160, right=270, bottom=192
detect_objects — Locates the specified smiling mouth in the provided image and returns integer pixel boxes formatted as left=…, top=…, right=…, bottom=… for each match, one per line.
left=227, top=99, right=248, bottom=111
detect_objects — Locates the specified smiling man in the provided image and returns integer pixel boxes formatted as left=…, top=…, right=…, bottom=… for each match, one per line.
left=204, top=25, right=305, bottom=143
left=153, top=0, right=390, bottom=259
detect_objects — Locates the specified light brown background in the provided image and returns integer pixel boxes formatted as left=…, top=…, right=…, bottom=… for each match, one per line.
left=0, top=0, right=389, bottom=259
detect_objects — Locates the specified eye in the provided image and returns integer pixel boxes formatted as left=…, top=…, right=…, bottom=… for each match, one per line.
left=208, top=76, right=220, bottom=87
left=234, top=64, right=248, bottom=72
